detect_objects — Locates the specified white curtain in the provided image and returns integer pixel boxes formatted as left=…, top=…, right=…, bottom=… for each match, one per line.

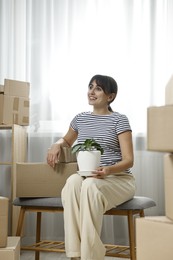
left=0, top=0, right=172, bottom=244
left=1, top=0, right=173, bottom=134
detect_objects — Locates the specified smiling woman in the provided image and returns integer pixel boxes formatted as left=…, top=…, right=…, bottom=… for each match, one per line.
left=0, top=0, right=171, bottom=255
left=47, top=73, right=136, bottom=259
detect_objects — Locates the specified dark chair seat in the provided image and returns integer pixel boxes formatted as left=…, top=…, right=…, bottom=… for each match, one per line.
left=13, top=195, right=156, bottom=209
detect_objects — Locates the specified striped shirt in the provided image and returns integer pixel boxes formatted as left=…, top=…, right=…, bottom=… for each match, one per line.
left=70, top=111, right=132, bottom=174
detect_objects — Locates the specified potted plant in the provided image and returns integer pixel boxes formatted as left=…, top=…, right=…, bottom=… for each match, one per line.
left=71, top=138, right=104, bottom=173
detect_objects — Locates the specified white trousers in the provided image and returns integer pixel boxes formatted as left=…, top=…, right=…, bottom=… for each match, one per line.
left=61, top=173, right=136, bottom=260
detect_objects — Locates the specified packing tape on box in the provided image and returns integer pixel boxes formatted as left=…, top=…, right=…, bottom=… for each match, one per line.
left=24, top=100, right=29, bottom=107
left=13, top=97, right=19, bottom=111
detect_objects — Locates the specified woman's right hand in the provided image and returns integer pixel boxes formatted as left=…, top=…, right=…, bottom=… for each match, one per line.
left=47, top=143, right=61, bottom=168
left=47, top=129, right=78, bottom=168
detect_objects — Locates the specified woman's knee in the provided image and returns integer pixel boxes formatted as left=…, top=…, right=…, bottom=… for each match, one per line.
left=63, top=173, right=83, bottom=191
left=61, top=173, right=82, bottom=198
left=66, top=173, right=81, bottom=183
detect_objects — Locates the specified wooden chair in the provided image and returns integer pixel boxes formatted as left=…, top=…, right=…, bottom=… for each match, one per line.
left=13, top=196, right=156, bottom=260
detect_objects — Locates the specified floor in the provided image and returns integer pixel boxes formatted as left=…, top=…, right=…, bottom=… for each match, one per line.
left=20, top=251, right=126, bottom=259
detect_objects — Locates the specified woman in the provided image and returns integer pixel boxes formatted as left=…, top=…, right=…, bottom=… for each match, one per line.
left=47, top=74, right=136, bottom=260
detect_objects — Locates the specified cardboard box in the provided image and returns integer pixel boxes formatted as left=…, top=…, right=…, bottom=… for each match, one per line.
left=0, top=79, right=30, bottom=125
left=59, top=147, right=76, bottom=163
left=147, top=106, right=173, bottom=152
left=164, top=154, right=173, bottom=221
left=165, top=74, right=173, bottom=105
left=4, top=79, right=29, bottom=97
left=136, top=216, right=173, bottom=260
left=16, top=162, right=78, bottom=197
left=0, top=197, right=9, bottom=247
left=0, top=237, right=20, bottom=260
left=0, top=94, right=3, bottom=123
left=0, top=85, right=4, bottom=92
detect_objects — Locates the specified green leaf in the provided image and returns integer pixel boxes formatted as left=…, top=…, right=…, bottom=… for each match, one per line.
left=71, top=138, right=104, bottom=155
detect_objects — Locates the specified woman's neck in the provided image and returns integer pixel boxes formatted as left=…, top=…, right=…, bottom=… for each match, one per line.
left=92, top=108, right=112, bottom=115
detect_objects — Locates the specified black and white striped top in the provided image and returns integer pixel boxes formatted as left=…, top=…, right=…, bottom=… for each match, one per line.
left=70, top=111, right=132, bottom=174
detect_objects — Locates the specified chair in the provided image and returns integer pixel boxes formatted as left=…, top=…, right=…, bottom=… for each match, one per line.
left=13, top=196, right=156, bottom=260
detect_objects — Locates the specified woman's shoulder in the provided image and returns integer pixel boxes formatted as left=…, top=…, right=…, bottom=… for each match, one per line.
left=71, top=111, right=92, bottom=122
left=112, top=111, right=127, bottom=118
left=75, top=111, right=92, bottom=117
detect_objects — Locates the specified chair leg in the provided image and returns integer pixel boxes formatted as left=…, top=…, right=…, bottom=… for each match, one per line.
left=16, top=207, right=26, bottom=236
left=127, top=210, right=136, bottom=260
left=35, top=212, right=42, bottom=260
left=139, top=209, right=145, bottom=217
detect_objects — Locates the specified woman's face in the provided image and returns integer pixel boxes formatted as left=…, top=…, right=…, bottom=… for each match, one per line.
left=87, top=80, right=111, bottom=108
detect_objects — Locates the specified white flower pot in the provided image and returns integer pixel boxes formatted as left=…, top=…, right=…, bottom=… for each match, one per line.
left=77, top=150, right=101, bottom=171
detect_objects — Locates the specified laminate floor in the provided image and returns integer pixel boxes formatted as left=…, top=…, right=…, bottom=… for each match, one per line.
left=20, top=251, right=126, bottom=260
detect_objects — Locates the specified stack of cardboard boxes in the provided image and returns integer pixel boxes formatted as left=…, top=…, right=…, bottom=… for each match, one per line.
left=0, top=197, right=20, bottom=260
left=0, top=78, right=30, bottom=259
left=0, top=79, right=30, bottom=125
left=136, top=75, right=173, bottom=260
